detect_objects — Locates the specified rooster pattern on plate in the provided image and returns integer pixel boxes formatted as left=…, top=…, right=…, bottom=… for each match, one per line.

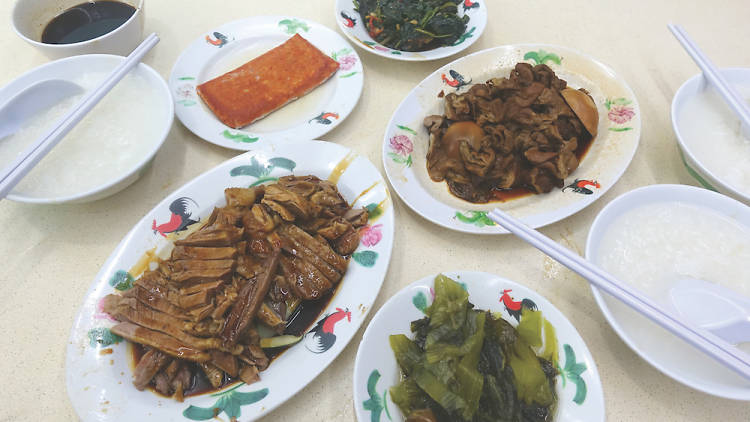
left=305, top=307, right=352, bottom=353
left=205, top=31, right=231, bottom=48
left=441, top=69, right=471, bottom=90
left=563, top=179, right=601, bottom=195
left=151, top=197, right=200, bottom=237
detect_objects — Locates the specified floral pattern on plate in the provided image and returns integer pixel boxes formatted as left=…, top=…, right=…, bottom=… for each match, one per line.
left=174, top=76, right=197, bottom=107
left=387, top=125, right=416, bottom=167
left=183, top=385, right=269, bottom=421
left=523, top=49, right=563, bottom=65
left=331, top=48, right=360, bottom=78
left=454, top=210, right=496, bottom=227
left=606, top=97, right=636, bottom=132
left=362, top=369, right=392, bottom=422
left=278, top=18, right=310, bottom=34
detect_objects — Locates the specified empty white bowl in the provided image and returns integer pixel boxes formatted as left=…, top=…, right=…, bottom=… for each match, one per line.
left=0, top=54, right=173, bottom=204
left=586, top=184, right=750, bottom=400
left=12, top=0, right=145, bottom=59
left=672, top=68, right=750, bottom=205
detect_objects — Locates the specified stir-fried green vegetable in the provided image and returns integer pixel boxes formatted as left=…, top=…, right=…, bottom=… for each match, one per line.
left=389, top=275, right=559, bottom=422
left=355, top=0, right=469, bottom=51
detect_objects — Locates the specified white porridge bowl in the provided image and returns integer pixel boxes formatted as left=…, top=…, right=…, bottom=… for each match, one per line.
left=672, top=68, right=750, bottom=205
left=585, top=184, right=750, bottom=400
left=0, top=54, right=173, bottom=204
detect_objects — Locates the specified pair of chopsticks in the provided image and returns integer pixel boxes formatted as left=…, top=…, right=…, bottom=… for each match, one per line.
left=668, top=23, right=750, bottom=136
left=488, top=208, right=750, bottom=381
left=0, top=33, right=160, bottom=200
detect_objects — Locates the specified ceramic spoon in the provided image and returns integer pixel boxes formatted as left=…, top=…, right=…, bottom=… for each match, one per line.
left=0, top=79, right=84, bottom=140
left=670, top=277, right=750, bottom=344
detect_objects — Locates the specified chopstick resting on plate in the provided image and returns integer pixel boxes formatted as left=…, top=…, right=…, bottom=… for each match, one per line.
left=0, top=33, right=160, bottom=200
left=488, top=208, right=750, bottom=381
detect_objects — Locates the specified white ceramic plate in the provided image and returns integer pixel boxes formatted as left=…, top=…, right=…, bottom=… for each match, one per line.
left=353, top=271, right=605, bottom=421
left=334, top=0, right=486, bottom=61
left=382, top=44, right=641, bottom=234
left=0, top=54, right=173, bottom=204
left=586, top=184, right=750, bottom=400
left=66, top=140, right=394, bottom=421
left=169, top=16, right=364, bottom=151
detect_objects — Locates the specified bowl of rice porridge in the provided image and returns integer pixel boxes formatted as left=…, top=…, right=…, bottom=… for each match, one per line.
left=672, top=68, right=750, bottom=205
left=586, top=184, right=750, bottom=399
left=0, top=54, right=173, bottom=204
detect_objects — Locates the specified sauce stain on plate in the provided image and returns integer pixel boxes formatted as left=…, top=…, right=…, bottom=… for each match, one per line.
left=329, top=152, right=357, bottom=184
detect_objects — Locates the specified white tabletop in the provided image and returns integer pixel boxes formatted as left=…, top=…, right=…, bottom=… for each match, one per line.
left=1, top=0, right=749, bottom=420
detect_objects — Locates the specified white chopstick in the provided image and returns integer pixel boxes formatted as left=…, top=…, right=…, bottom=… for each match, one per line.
left=668, top=23, right=750, bottom=136
left=488, top=208, right=750, bottom=381
left=0, top=33, right=160, bottom=200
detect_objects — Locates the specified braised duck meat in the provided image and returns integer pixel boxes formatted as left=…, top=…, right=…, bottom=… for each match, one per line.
left=425, top=63, right=599, bottom=203
left=110, top=322, right=211, bottom=362
left=101, top=176, right=367, bottom=400
left=133, top=349, right=170, bottom=391
left=221, top=250, right=281, bottom=348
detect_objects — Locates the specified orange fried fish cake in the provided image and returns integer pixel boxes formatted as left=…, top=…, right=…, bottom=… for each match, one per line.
left=197, top=34, right=340, bottom=129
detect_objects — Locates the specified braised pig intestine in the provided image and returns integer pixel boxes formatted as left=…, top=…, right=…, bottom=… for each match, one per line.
left=101, top=175, right=367, bottom=400
left=425, top=63, right=598, bottom=203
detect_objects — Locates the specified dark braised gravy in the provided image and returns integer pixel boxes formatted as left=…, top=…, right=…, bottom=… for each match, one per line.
left=42, top=1, right=136, bottom=45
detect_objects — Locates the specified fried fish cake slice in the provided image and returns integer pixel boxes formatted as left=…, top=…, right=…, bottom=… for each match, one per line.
left=197, top=34, right=340, bottom=129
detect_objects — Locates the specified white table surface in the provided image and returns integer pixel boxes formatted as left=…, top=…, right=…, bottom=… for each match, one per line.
left=1, top=0, right=749, bottom=420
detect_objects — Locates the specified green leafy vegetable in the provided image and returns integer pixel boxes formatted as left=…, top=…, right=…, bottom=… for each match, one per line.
left=356, top=0, right=469, bottom=52
left=390, top=334, right=423, bottom=376
left=506, top=333, right=555, bottom=407
left=517, top=308, right=543, bottom=349
left=389, top=275, right=559, bottom=421
left=517, top=308, right=559, bottom=365
left=542, top=319, right=558, bottom=365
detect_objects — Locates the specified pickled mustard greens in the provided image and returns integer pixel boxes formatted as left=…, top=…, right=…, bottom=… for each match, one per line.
left=354, top=0, right=469, bottom=52
left=389, top=275, right=559, bottom=422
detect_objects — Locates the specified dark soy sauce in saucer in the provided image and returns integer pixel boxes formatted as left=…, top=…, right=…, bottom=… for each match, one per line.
left=41, top=1, right=136, bottom=45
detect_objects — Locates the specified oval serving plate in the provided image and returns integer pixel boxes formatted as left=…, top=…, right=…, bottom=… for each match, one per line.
left=353, top=271, right=605, bottom=421
left=334, top=0, right=487, bottom=61
left=66, top=140, right=393, bottom=421
left=382, top=44, right=641, bottom=234
left=170, top=16, right=364, bottom=151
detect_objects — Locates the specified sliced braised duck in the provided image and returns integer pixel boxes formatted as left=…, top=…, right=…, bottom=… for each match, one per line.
left=101, top=176, right=366, bottom=401
left=133, top=349, right=170, bottom=391
left=171, top=245, right=238, bottom=260
left=110, top=322, right=211, bottom=362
